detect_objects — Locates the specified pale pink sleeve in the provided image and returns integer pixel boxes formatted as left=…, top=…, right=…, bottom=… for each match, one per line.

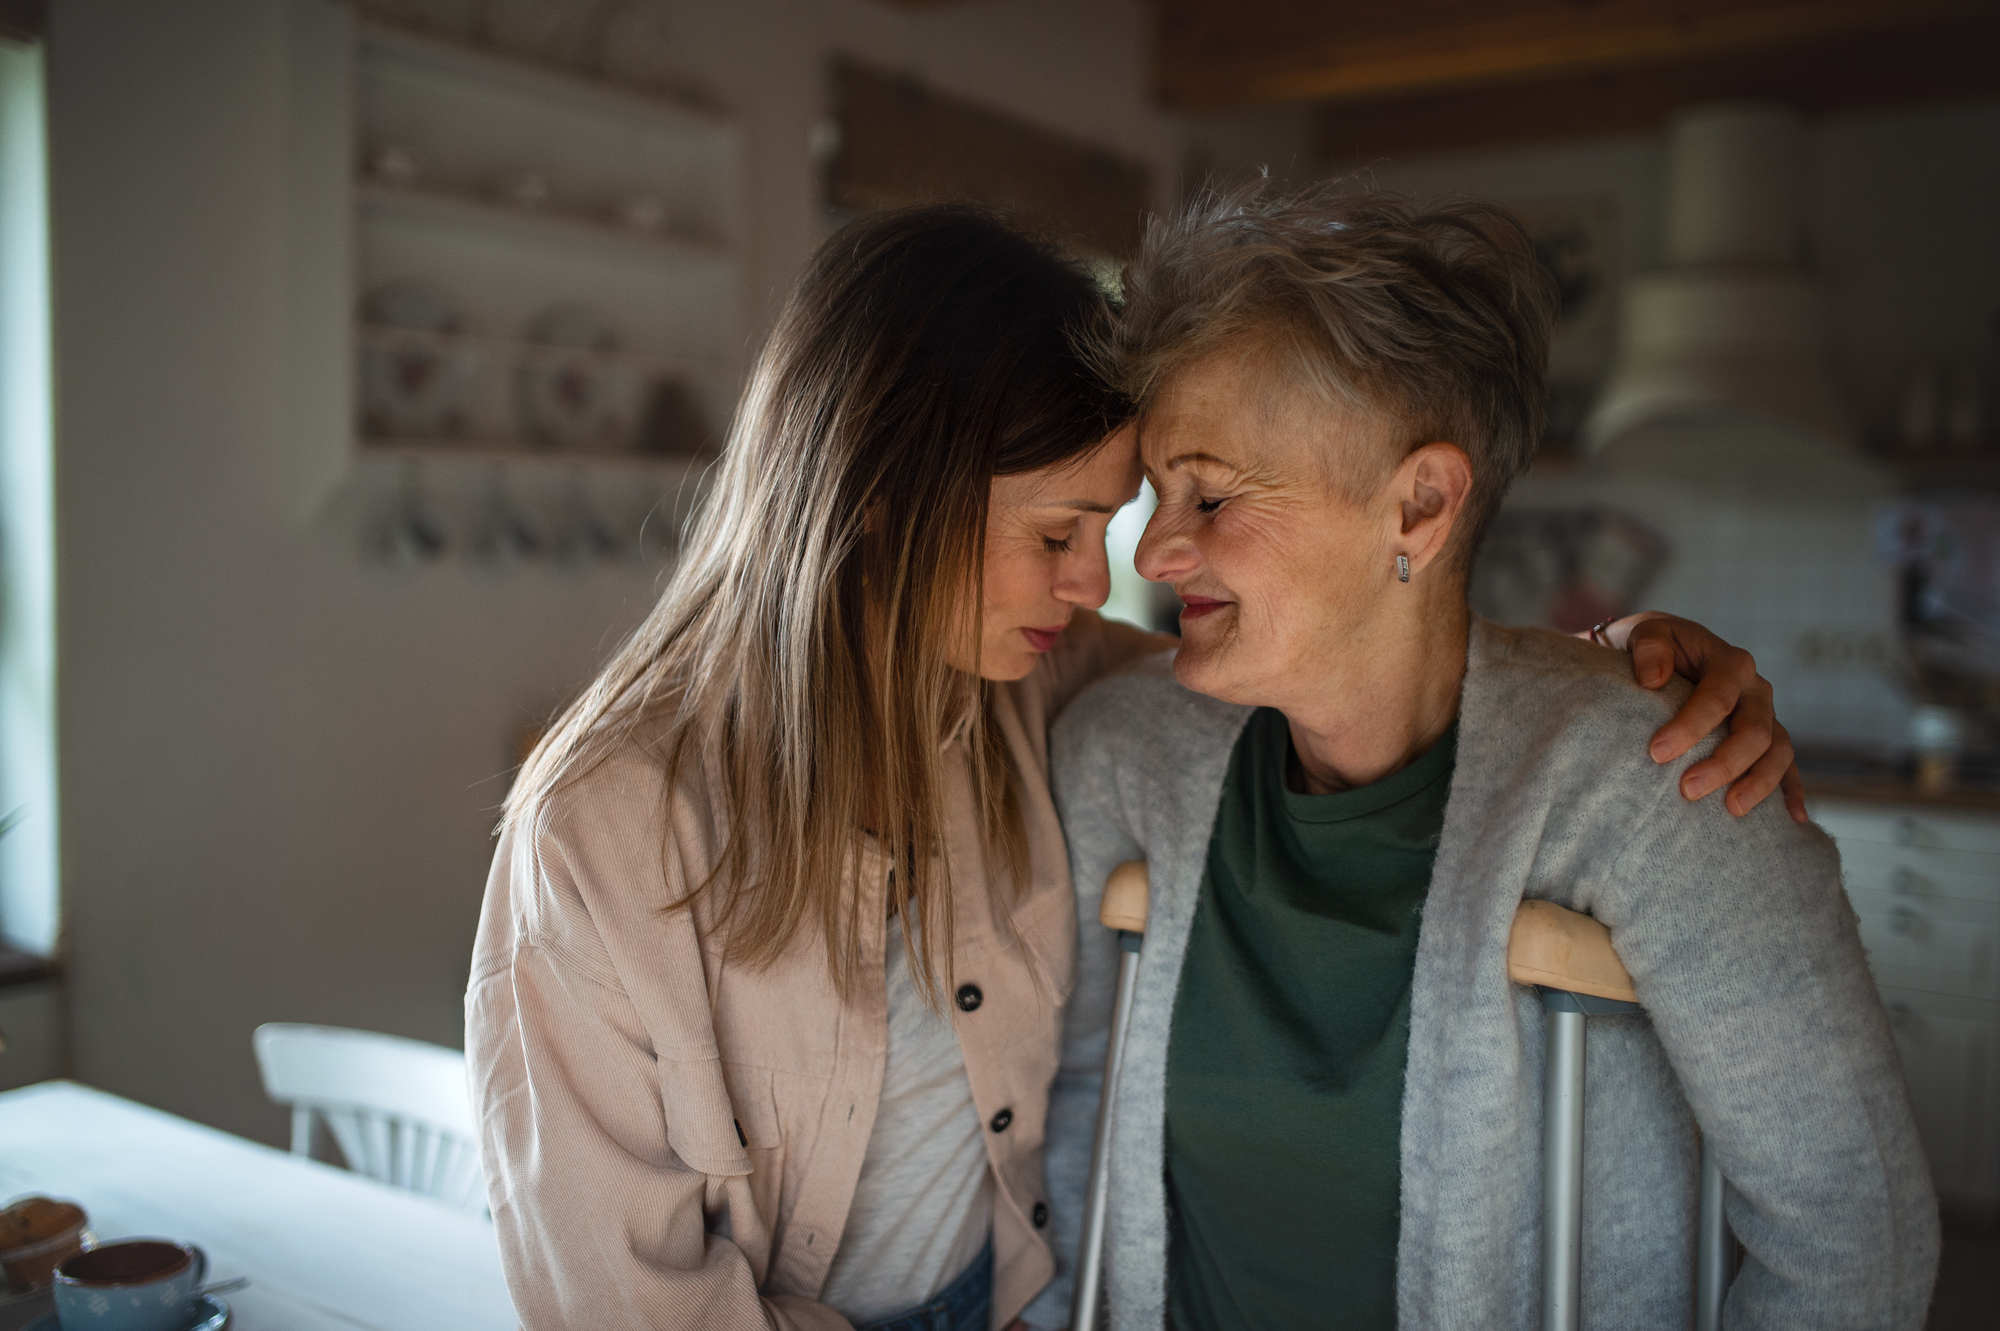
left=466, top=822, right=853, bottom=1331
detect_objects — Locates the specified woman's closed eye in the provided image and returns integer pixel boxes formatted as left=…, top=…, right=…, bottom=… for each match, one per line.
left=1195, top=495, right=1225, bottom=515
left=1042, top=531, right=1076, bottom=554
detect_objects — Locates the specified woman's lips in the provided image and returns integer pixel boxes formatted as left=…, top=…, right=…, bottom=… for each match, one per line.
left=1178, top=594, right=1230, bottom=621
left=1021, top=626, right=1065, bottom=653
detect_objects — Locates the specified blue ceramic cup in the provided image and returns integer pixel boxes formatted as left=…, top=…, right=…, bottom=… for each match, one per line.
left=53, top=1239, right=206, bottom=1331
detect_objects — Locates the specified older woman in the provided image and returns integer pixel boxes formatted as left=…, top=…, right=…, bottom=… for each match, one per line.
left=469, top=203, right=1800, bottom=1331
left=1044, top=189, right=1937, bottom=1330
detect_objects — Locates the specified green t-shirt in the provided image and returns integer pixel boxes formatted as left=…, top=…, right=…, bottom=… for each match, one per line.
left=1165, top=707, right=1458, bottom=1331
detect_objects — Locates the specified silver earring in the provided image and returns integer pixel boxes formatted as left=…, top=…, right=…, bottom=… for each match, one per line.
left=1397, top=554, right=1410, bottom=582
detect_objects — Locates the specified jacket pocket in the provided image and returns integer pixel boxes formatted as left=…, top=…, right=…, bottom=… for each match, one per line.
left=658, top=1055, right=754, bottom=1177
left=720, top=1063, right=786, bottom=1240
left=721, top=1062, right=782, bottom=1148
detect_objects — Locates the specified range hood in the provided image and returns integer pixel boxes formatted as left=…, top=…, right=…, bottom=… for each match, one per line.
left=1583, top=102, right=1860, bottom=458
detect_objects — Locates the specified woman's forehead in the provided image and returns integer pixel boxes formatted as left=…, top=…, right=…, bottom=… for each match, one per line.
left=994, top=437, right=1142, bottom=510
left=1140, top=363, right=1402, bottom=494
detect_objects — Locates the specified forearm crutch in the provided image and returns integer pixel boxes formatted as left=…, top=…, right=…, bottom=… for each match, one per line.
left=1070, top=859, right=1149, bottom=1331
left=1508, top=900, right=1733, bottom=1331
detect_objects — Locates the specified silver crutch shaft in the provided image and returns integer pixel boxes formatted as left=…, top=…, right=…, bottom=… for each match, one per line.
left=1072, top=861, right=1151, bottom=1331
left=1071, top=931, right=1142, bottom=1331
left=1694, top=1136, right=1730, bottom=1331
left=1541, top=1001, right=1587, bottom=1331
left=1536, top=985, right=1644, bottom=1331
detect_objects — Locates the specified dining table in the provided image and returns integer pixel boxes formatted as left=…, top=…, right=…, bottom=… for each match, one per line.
left=0, top=1081, right=517, bottom=1331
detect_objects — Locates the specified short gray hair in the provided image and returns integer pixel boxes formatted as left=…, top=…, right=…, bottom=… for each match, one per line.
left=1104, top=182, right=1559, bottom=563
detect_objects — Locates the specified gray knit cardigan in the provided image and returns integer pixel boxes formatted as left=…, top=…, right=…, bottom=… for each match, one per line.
left=1031, top=619, right=1937, bottom=1330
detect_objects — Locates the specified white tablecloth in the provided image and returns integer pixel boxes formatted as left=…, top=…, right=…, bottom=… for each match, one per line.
left=0, top=1081, right=516, bottom=1330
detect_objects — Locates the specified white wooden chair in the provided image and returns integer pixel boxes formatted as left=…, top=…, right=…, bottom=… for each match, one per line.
left=252, top=1023, right=487, bottom=1216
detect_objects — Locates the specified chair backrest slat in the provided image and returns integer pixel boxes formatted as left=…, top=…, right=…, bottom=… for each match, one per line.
left=253, top=1023, right=487, bottom=1217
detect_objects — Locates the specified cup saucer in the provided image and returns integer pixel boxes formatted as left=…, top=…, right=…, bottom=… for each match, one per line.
left=22, top=1292, right=229, bottom=1331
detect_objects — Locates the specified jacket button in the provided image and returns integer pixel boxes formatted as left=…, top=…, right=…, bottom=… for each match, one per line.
left=990, top=1107, right=1013, bottom=1133
left=955, top=984, right=983, bottom=1012
left=1033, top=1202, right=1049, bottom=1229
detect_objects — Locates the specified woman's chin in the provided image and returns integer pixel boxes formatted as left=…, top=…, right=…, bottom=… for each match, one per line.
left=977, top=650, right=1041, bottom=683
left=1171, top=639, right=1257, bottom=707
left=1170, top=643, right=1220, bottom=695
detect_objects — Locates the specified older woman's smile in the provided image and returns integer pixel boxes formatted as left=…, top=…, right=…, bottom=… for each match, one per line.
left=1177, top=594, right=1231, bottom=621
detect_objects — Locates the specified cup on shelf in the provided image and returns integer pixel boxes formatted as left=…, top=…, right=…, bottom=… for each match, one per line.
left=0, top=1196, right=88, bottom=1294
left=360, top=281, right=481, bottom=441
left=517, top=304, right=641, bottom=453
left=362, top=338, right=483, bottom=441
left=54, top=1239, right=206, bottom=1331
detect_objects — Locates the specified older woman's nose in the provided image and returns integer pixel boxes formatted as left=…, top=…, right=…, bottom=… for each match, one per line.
left=1135, top=509, right=1193, bottom=586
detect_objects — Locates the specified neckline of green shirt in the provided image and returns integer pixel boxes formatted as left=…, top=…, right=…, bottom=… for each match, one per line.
left=1275, top=709, right=1461, bottom=825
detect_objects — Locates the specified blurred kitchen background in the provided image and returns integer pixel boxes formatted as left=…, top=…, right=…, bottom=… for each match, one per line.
left=0, top=0, right=1994, bottom=1316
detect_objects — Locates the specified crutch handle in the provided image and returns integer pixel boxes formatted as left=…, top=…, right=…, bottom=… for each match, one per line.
left=1100, top=860, right=1149, bottom=934
left=1507, top=899, right=1638, bottom=1004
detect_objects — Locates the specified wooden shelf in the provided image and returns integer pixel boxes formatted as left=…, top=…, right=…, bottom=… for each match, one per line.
left=358, top=20, right=727, bottom=133
left=358, top=182, right=727, bottom=265
left=348, top=16, right=742, bottom=504
left=358, top=438, right=716, bottom=474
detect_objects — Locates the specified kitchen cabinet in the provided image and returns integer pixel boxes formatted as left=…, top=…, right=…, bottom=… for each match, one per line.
left=1817, top=795, right=2000, bottom=1216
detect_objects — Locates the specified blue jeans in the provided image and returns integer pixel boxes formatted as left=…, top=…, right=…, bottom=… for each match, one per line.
left=853, top=1242, right=993, bottom=1331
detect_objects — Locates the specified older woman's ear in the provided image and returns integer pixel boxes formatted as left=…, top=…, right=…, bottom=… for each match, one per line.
left=1392, top=441, right=1475, bottom=578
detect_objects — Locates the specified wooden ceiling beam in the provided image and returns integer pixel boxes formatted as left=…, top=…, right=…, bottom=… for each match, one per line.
left=1157, top=0, right=1997, bottom=110
left=1312, top=14, right=2000, bottom=161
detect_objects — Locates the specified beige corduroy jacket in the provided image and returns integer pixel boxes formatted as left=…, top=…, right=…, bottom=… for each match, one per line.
left=465, top=611, right=1164, bottom=1331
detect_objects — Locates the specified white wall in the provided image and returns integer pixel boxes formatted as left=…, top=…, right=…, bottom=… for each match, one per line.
left=46, top=0, right=1180, bottom=1144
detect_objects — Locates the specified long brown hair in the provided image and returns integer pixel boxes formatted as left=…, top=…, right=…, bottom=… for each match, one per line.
left=505, top=205, right=1127, bottom=997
